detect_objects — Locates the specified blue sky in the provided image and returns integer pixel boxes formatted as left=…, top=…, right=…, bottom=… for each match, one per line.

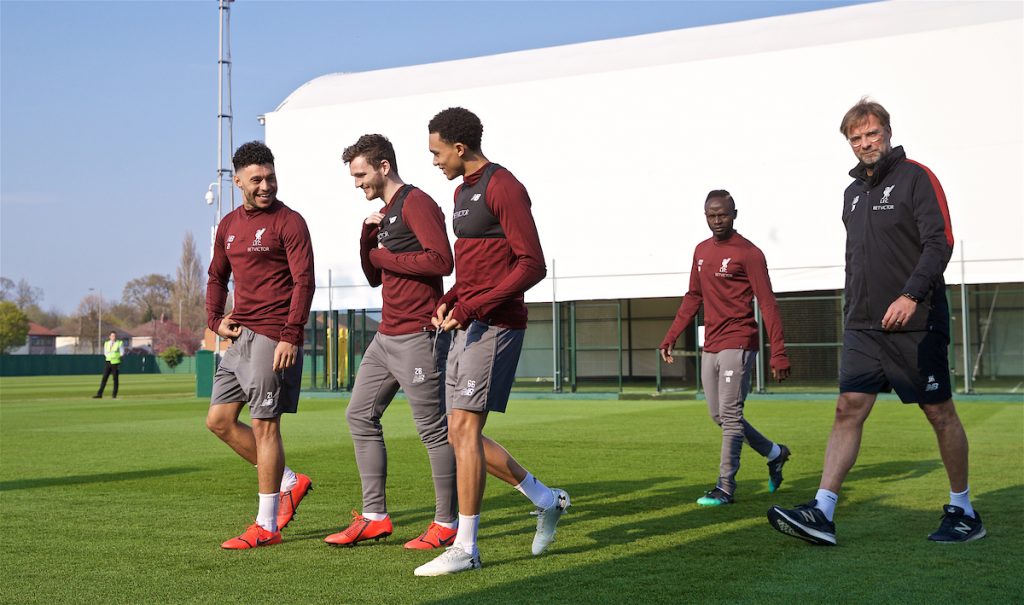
left=0, top=0, right=869, bottom=313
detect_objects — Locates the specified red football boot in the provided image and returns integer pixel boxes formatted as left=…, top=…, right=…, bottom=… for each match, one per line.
left=221, top=522, right=282, bottom=550
left=277, top=473, right=312, bottom=530
left=324, top=511, right=393, bottom=546
left=403, top=522, right=457, bottom=550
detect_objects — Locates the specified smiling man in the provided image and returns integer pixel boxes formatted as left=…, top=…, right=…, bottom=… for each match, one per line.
left=767, top=98, right=984, bottom=546
left=659, top=190, right=792, bottom=508
left=414, top=107, right=567, bottom=577
left=323, top=134, right=459, bottom=551
left=205, top=141, right=316, bottom=550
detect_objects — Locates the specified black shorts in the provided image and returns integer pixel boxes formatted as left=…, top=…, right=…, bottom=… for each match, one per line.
left=839, top=329, right=952, bottom=404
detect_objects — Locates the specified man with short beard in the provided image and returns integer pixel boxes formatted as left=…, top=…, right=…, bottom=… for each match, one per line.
left=324, top=134, right=458, bottom=550
left=767, top=98, right=985, bottom=545
left=205, top=141, right=316, bottom=549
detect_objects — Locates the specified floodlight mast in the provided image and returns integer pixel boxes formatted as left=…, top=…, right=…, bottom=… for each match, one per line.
left=211, top=0, right=236, bottom=358
left=217, top=0, right=235, bottom=223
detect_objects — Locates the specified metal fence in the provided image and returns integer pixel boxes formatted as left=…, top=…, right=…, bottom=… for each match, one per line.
left=300, top=281, right=1023, bottom=395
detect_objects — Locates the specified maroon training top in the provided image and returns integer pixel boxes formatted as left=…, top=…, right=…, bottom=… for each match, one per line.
left=660, top=232, right=790, bottom=370
left=206, top=199, right=315, bottom=347
left=439, top=164, right=546, bottom=329
left=360, top=186, right=453, bottom=335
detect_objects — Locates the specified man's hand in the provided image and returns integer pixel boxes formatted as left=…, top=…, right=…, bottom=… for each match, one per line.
left=431, top=303, right=447, bottom=329
left=659, top=347, right=674, bottom=364
left=881, top=295, right=917, bottom=331
left=273, top=341, right=298, bottom=371
left=364, top=212, right=384, bottom=227
left=771, top=367, right=791, bottom=382
left=216, top=314, right=242, bottom=339
left=431, top=303, right=462, bottom=332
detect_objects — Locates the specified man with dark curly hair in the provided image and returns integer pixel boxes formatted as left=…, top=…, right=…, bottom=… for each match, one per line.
left=414, top=107, right=568, bottom=576
left=323, top=134, right=459, bottom=550
left=205, top=140, right=316, bottom=550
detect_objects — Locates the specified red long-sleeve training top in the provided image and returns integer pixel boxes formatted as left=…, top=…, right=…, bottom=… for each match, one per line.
left=360, top=186, right=454, bottom=335
left=660, top=232, right=789, bottom=370
left=439, top=164, right=546, bottom=329
left=206, top=200, right=315, bottom=347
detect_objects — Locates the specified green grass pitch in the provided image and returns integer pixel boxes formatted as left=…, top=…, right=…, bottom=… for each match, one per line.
left=1, top=374, right=1021, bottom=604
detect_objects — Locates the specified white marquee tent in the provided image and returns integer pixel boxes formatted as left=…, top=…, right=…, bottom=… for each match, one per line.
left=263, top=0, right=1023, bottom=312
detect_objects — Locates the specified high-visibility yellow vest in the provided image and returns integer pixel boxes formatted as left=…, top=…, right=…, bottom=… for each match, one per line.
left=104, top=340, right=123, bottom=364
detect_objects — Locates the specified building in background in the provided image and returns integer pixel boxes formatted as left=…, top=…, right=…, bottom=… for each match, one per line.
left=263, top=1, right=1023, bottom=393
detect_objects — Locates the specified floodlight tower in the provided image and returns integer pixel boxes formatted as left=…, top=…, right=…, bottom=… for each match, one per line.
left=216, top=0, right=235, bottom=223
left=206, top=0, right=235, bottom=357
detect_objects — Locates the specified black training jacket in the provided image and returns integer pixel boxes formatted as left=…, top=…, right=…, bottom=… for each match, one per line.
left=842, top=146, right=954, bottom=334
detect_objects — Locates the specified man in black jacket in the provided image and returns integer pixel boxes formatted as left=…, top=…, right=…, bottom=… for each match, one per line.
left=767, top=98, right=985, bottom=546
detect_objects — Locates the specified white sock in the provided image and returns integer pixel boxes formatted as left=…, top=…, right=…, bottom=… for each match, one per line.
left=435, top=520, right=457, bottom=529
left=814, top=489, right=839, bottom=522
left=950, top=487, right=975, bottom=518
left=256, top=493, right=279, bottom=532
left=453, top=514, right=479, bottom=555
left=362, top=511, right=388, bottom=521
left=514, top=472, right=556, bottom=509
left=767, top=443, right=782, bottom=461
left=280, top=466, right=297, bottom=491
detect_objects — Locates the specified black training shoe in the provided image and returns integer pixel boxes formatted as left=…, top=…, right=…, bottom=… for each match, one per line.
left=927, top=505, right=986, bottom=543
left=767, top=445, right=791, bottom=493
left=696, top=487, right=734, bottom=507
left=767, top=500, right=836, bottom=545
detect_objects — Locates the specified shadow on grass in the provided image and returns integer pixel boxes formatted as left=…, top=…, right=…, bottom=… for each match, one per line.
left=0, top=466, right=204, bottom=491
left=416, top=480, right=1024, bottom=604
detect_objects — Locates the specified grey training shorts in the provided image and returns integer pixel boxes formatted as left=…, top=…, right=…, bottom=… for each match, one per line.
left=211, top=326, right=303, bottom=419
left=445, top=321, right=524, bottom=414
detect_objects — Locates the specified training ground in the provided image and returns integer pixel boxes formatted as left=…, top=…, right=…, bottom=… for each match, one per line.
left=1, top=375, right=1021, bottom=604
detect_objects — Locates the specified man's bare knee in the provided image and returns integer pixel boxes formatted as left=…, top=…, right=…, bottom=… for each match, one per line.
left=251, top=417, right=281, bottom=441
left=834, top=393, right=874, bottom=425
left=920, top=400, right=959, bottom=430
left=206, top=407, right=232, bottom=436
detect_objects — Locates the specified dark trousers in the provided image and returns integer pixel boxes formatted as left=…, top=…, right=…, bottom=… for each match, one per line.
left=97, top=361, right=120, bottom=397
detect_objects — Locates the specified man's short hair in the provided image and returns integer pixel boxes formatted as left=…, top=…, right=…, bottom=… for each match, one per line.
left=342, top=134, right=398, bottom=171
left=840, top=97, right=891, bottom=137
left=109, top=331, right=117, bottom=336
left=232, top=141, right=275, bottom=171
left=428, top=107, right=484, bottom=151
left=705, top=189, right=735, bottom=211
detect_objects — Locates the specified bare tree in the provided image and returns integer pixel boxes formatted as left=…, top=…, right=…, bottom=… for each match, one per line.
left=75, top=293, right=107, bottom=354
left=0, top=277, right=15, bottom=301
left=171, top=231, right=205, bottom=336
left=0, top=277, right=43, bottom=309
left=15, top=278, right=43, bottom=309
left=122, top=274, right=174, bottom=322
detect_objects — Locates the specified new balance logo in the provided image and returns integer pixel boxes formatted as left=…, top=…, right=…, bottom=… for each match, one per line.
left=799, top=510, right=817, bottom=524
left=955, top=522, right=972, bottom=535
left=471, top=193, right=482, bottom=202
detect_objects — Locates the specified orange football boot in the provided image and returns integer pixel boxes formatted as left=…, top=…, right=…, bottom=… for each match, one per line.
left=277, top=473, right=313, bottom=530
left=404, top=522, right=457, bottom=550
left=324, top=511, right=393, bottom=546
left=221, top=522, right=282, bottom=550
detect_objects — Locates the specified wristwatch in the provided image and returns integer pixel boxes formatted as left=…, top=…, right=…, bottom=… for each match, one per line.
left=901, top=293, right=921, bottom=303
